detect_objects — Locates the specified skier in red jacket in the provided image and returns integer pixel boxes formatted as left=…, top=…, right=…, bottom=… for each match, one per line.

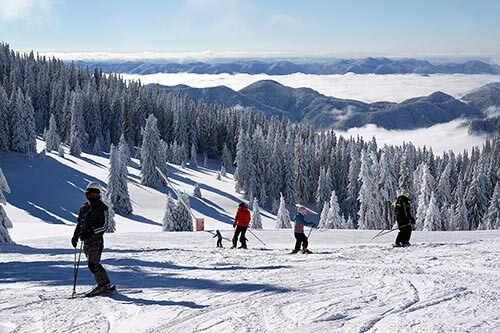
left=232, top=202, right=251, bottom=249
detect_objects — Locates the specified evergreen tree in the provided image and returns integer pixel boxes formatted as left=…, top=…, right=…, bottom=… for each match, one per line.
left=69, top=92, right=87, bottom=157
left=323, top=190, right=343, bottom=229
left=318, top=201, right=329, bottom=229
left=45, top=114, right=60, bottom=152
left=0, top=85, right=9, bottom=151
left=275, top=193, right=291, bottom=228
left=190, top=143, right=198, bottom=167
left=118, top=134, right=131, bottom=166
left=102, top=194, right=116, bottom=233
left=9, top=88, right=28, bottom=153
left=423, top=191, right=440, bottom=231
left=58, top=146, right=65, bottom=157
left=415, top=163, right=435, bottom=230
left=479, top=182, right=499, bottom=230
left=193, top=183, right=202, bottom=198
left=357, top=150, right=381, bottom=229
left=23, top=94, right=37, bottom=157
left=465, top=164, right=488, bottom=229
left=315, top=167, right=332, bottom=209
left=250, top=198, right=263, bottom=229
left=0, top=167, right=12, bottom=242
left=220, top=166, right=227, bottom=177
left=172, top=193, right=193, bottom=231
left=107, top=144, right=132, bottom=215
left=221, top=143, right=233, bottom=172
left=346, top=215, right=355, bottom=229
left=162, top=194, right=176, bottom=231
left=140, top=114, right=164, bottom=187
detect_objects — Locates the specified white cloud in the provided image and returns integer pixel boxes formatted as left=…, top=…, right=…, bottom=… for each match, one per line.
left=0, top=0, right=56, bottom=21
left=119, top=72, right=500, bottom=103
left=335, top=120, right=487, bottom=155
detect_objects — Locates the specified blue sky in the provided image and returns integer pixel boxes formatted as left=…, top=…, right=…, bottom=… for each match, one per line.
left=0, top=0, right=499, bottom=58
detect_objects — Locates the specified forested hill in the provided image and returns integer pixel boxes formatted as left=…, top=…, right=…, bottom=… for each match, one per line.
left=0, top=43, right=499, bottom=232
left=149, top=80, right=499, bottom=132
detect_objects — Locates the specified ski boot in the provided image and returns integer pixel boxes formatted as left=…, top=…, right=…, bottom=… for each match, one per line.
left=302, top=249, right=313, bottom=254
left=86, top=283, right=113, bottom=297
left=290, top=249, right=299, bottom=254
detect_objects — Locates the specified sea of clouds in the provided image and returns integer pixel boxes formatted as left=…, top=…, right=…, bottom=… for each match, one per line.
left=120, top=72, right=500, bottom=103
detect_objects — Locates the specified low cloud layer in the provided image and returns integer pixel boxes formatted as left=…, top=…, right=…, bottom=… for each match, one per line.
left=120, top=72, right=500, bottom=103
left=336, top=120, right=487, bottom=155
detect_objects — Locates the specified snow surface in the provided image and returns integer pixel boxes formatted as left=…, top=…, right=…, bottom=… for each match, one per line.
left=1, top=141, right=500, bottom=332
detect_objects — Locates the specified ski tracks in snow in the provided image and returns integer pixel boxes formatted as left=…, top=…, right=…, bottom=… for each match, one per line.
left=1, top=235, right=500, bottom=332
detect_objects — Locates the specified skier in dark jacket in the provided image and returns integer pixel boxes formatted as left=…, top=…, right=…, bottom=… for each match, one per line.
left=232, top=202, right=251, bottom=249
left=214, top=230, right=223, bottom=248
left=394, top=189, right=415, bottom=247
left=71, top=182, right=112, bottom=296
left=291, top=206, right=316, bottom=254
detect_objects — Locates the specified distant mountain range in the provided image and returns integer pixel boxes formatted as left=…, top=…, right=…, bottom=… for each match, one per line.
left=75, top=58, right=500, bottom=75
left=148, top=81, right=500, bottom=133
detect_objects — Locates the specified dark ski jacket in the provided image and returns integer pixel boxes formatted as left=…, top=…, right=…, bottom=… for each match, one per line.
left=394, top=195, right=415, bottom=226
left=73, top=200, right=109, bottom=242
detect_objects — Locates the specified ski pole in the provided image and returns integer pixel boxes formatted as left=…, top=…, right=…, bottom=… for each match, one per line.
left=72, top=242, right=83, bottom=298
left=371, top=224, right=411, bottom=240
left=306, top=226, right=314, bottom=240
left=247, top=228, right=266, bottom=246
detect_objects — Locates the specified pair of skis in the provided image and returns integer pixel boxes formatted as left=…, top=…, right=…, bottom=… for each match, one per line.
left=39, top=286, right=143, bottom=301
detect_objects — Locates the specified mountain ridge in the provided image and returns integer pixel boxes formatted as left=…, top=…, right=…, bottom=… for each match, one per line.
left=76, top=58, right=500, bottom=75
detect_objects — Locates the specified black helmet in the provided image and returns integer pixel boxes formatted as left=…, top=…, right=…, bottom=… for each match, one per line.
left=238, top=202, right=247, bottom=208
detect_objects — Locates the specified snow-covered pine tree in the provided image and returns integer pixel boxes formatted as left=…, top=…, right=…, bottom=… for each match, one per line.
left=357, top=150, right=381, bottom=229
left=465, top=163, right=488, bottom=229
left=118, top=134, right=131, bottom=166
left=190, top=143, right=198, bottom=167
left=0, top=85, right=9, bottom=151
left=69, top=92, right=87, bottom=157
left=140, top=114, right=164, bottom=187
left=193, top=183, right=202, bottom=198
left=107, top=144, right=132, bottom=215
left=23, top=94, right=37, bottom=157
left=101, top=193, right=116, bottom=233
left=346, top=215, right=355, bottom=229
left=415, top=163, right=435, bottom=230
left=221, top=143, right=233, bottom=172
left=216, top=171, right=221, bottom=180
left=479, top=182, right=499, bottom=230
left=250, top=198, right=263, bottom=229
left=423, top=191, right=440, bottom=231
left=378, top=146, right=397, bottom=227
left=318, top=201, right=329, bottom=229
left=172, top=193, right=193, bottom=231
left=0, top=167, right=13, bottom=242
left=275, top=193, right=291, bottom=228
left=9, top=88, right=28, bottom=153
left=323, top=190, right=343, bottom=229
left=162, top=194, right=176, bottom=231
left=93, top=137, right=101, bottom=155
left=315, top=167, right=331, bottom=209
left=220, top=166, right=227, bottom=177
left=58, top=146, right=64, bottom=157
left=45, top=114, right=60, bottom=152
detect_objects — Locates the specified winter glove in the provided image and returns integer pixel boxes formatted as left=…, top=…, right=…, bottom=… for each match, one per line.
left=79, top=228, right=92, bottom=240
left=233, top=223, right=236, bottom=228
left=71, top=236, right=78, bottom=248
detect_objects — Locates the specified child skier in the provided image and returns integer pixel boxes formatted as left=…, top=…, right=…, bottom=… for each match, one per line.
left=291, top=206, right=316, bottom=254
left=232, top=202, right=251, bottom=249
left=214, top=230, right=223, bottom=248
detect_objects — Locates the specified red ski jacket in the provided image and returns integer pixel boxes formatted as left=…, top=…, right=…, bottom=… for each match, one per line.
left=234, top=206, right=251, bottom=227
